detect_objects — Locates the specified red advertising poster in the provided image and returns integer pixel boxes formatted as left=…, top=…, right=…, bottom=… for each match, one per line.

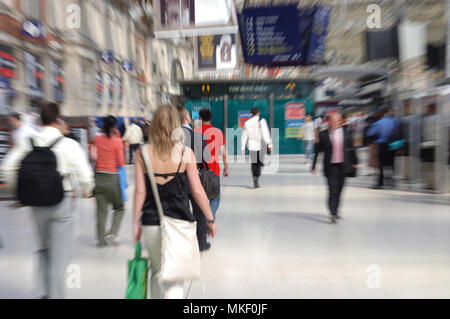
left=285, top=102, right=305, bottom=120
left=238, top=111, right=253, bottom=128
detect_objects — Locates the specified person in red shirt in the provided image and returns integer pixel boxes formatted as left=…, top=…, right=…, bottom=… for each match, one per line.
left=195, top=109, right=229, bottom=219
left=92, top=116, right=126, bottom=247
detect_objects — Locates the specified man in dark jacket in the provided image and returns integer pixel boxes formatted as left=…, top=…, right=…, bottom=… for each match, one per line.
left=176, top=105, right=212, bottom=251
left=312, top=112, right=358, bottom=223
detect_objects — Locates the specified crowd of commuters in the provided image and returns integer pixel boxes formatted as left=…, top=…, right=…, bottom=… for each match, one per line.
left=1, top=101, right=406, bottom=298
left=1, top=102, right=228, bottom=299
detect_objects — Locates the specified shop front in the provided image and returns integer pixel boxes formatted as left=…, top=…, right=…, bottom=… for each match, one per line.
left=181, top=79, right=315, bottom=155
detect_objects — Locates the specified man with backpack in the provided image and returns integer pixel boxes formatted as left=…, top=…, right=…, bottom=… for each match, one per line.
left=2, top=102, right=94, bottom=299
left=177, top=105, right=215, bottom=251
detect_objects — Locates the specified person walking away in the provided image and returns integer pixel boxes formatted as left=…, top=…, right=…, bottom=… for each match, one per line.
left=363, top=112, right=382, bottom=176
left=366, top=108, right=400, bottom=189
left=8, top=112, right=37, bottom=147
left=2, top=102, right=94, bottom=298
left=141, top=119, right=151, bottom=143
left=92, top=116, right=126, bottom=246
left=312, top=112, right=358, bottom=224
left=123, top=119, right=143, bottom=164
left=241, top=107, right=272, bottom=188
left=297, top=114, right=315, bottom=164
left=177, top=106, right=213, bottom=251
left=132, top=105, right=217, bottom=299
left=196, top=109, right=229, bottom=219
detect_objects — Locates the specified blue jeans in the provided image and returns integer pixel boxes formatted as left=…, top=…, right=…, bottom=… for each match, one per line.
left=209, top=193, right=221, bottom=220
left=304, top=140, right=314, bottom=161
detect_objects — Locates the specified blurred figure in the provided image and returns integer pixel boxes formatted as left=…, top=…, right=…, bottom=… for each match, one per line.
left=421, top=104, right=438, bottom=190
left=141, top=119, right=151, bottom=143
left=367, top=108, right=400, bottom=189
left=132, top=105, right=217, bottom=299
left=57, top=116, right=77, bottom=141
left=353, top=112, right=366, bottom=147
left=123, top=119, right=144, bottom=164
left=364, top=111, right=382, bottom=175
left=196, top=109, right=228, bottom=249
left=241, top=107, right=272, bottom=188
left=8, top=112, right=37, bottom=147
left=342, top=114, right=353, bottom=134
left=92, top=116, right=126, bottom=247
left=177, top=106, right=212, bottom=251
left=89, top=119, right=100, bottom=142
left=312, top=112, right=358, bottom=224
left=88, top=119, right=100, bottom=169
left=118, top=120, right=127, bottom=137
left=2, top=102, right=94, bottom=298
left=298, top=114, right=315, bottom=164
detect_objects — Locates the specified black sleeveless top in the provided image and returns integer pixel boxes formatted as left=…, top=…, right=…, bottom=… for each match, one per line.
left=141, top=148, right=195, bottom=226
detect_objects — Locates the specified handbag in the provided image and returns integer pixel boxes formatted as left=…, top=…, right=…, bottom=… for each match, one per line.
left=198, top=161, right=220, bottom=200
left=140, top=145, right=201, bottom=283
left=125, top=242, right=148, bottom=299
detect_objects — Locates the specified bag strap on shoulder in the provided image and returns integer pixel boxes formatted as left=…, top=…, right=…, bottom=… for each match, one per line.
left=175, top=146, right=185, bottom=175
left=48, top=136, right=64, bottom=149
left=30, top=137, right=35, bottom=150
left=140, top=145, right=164, bottom=221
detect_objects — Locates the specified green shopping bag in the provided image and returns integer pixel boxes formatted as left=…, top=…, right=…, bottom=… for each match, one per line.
left=125, top=242, right=148, bottom=299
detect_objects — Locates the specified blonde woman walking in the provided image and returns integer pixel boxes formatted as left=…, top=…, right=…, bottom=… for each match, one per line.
left=132, top=105, right=217, bottom=299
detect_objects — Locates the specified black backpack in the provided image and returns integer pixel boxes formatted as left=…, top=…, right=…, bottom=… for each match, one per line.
left=187, top=128, right=220, bottom=200
left=17, top=137, right=65, bottom=207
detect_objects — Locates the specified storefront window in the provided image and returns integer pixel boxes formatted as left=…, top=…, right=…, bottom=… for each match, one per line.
left=50, top=60, right=64, bottom=102
left=24, top=51, right=44, bottom=100
left=0, top=94, right=13, bottom=115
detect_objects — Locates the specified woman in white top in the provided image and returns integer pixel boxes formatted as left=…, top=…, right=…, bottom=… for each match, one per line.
left=298, top=114, right=315, bottom=164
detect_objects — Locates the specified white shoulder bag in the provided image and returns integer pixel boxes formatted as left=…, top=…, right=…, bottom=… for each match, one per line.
left=140, top=145, right=201, bottom=283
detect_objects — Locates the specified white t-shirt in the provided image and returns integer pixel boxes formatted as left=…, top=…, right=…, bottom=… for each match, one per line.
left=302, top=121, right=315, bottom=141
left=13, top=124, right=37, bottom=147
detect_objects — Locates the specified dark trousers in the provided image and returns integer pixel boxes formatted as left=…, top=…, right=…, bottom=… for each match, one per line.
left=250, top=151, right=264, bottom=178
left=326, top=163, right=346, bottom=216
left=129, top=144, right=139, bottom=164
left=378, top=143, right=395, bottom=186
left=94, top=173, right=125, bottom=245
left=191, top=198, right=208, bottom=250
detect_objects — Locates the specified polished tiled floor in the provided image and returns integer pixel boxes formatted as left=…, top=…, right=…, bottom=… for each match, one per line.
left=0, top=154, right=449, bottom=299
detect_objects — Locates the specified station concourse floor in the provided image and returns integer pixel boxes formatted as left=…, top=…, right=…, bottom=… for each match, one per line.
left=0, top=154, right=449, bottom=299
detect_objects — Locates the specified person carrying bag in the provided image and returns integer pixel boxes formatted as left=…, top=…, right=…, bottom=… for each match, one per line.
left=140, top=145, right=201, bottom=283
left=132, top=105, right=217, bottom=299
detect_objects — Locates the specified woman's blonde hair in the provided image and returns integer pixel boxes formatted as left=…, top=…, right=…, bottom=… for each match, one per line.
left=149, top=104, right=184, bottom=159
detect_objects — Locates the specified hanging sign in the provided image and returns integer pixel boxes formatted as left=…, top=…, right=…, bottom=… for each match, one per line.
left=101, top=51, right=114, bottom=64
left=22, top=19, right=46, bottom=40
left=122, top=61, right=134, bottom=72
left=196, top=34, right=237, bottom=71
